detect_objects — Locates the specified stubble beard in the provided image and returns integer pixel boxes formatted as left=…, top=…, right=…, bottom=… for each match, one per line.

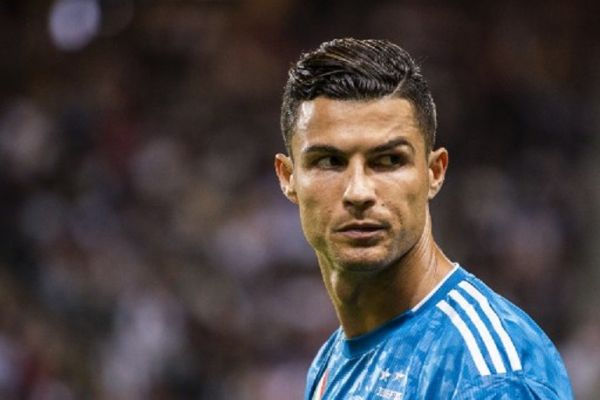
left=321, top=240, right=404, bottom=276
left=319, top=227, right=422, bottom=278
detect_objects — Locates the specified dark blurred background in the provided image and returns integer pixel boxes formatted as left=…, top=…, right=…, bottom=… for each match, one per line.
left=0, top=0, right=599, bottom=399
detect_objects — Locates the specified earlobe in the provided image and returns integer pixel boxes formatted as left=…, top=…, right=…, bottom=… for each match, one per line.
left=274, top=153, right=298, bottom=204
left=427, top=148, right=449, bottom=200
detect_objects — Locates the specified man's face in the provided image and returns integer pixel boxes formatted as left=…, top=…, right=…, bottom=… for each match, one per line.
left=276, top=97, right=446, bottom=273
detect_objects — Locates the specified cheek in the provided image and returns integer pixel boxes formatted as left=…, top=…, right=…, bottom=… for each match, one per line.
left=296, top=180, right=337, bottom=239
left=407, top=176, right=431, bottom=225
left=298, top=191, right=332, bottom=227
left=381, top=172, right=429, bottom=219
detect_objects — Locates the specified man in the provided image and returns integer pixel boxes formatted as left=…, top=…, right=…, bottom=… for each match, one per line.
left=274, top=38, right=573, bottom=399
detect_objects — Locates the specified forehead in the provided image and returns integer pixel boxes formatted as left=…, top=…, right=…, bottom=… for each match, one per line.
left=292, top=97, right=423, bottom=153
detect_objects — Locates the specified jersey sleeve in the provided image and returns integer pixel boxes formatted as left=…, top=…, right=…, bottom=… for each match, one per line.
left=453, top=374, right=571, bottom=400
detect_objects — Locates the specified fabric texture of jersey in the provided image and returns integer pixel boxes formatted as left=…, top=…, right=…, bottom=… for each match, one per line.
left=305, top=265, right=573, bottom=400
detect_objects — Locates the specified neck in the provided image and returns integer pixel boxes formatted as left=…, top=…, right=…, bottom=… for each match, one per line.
left=318, top=214, right=454, bottom=338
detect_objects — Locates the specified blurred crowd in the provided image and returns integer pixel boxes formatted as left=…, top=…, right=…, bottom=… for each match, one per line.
left=0, top=0, right=599, bottom=399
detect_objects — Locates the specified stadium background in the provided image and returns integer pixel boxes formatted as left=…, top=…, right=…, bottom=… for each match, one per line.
left=0, top=0, right=599, bottom=399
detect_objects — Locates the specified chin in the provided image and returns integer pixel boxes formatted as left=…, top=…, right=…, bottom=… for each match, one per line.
left=333, top=251, right=393, bottom=274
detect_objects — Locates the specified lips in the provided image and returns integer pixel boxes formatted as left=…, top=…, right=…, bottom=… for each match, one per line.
left=336, top=222, right=387, bottom=232
left=335, top=221, right=388, bottom=240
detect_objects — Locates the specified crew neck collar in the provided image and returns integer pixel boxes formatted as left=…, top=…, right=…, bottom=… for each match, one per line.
left=341, top=264, right=463, bottom=358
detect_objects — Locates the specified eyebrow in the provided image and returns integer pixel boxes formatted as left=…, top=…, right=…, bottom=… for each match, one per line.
left=368, top=138, right=415, bottom=155
left=301, top=137, right=415, bottom=156
left=302, top=144, right=344, bottom=156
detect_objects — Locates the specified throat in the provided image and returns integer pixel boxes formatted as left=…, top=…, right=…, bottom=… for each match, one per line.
left=326, top=265, right=414, bottom=337
left=320, top=245, right=454, bottom=338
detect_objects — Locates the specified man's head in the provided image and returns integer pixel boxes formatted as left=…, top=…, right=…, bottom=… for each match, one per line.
left=281, top=38, right=437, bottom=156
left=275, top=38, right=448, bottom=274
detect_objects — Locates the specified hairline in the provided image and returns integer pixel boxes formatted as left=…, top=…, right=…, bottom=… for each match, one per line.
left=285, top=93, right=432, bottom=159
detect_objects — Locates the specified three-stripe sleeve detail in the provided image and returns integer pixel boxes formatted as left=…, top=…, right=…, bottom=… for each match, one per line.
left=437, top=281, right=523, bottom=376
left=458, top=281, right=522, bottom=372
left=437, top=300, right=492, bottom=376
left=448, top=290, right=507, bottom=374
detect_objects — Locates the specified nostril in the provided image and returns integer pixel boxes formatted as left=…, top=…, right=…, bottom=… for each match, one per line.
left=343, top=198, right=376, bottom=213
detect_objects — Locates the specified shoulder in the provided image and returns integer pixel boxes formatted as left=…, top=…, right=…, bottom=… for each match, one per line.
left=426, top=269, right=572, bottom=398
left=453, top=374, right=569, bottom=399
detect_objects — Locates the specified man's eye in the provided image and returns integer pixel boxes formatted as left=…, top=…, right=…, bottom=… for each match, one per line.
left=316, top=156, right=345, bottom=168
left=375, top=154, right=402, bottom=167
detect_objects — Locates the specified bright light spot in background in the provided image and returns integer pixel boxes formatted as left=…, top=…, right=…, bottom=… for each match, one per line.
left=48, top=0, right=101, bottom=51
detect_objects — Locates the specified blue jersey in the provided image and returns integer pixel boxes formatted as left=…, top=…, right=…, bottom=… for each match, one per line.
left=305, top=265, right=573, bottom=399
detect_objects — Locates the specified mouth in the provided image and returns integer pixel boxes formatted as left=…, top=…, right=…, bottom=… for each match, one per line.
left=335, top=222, right=388, bottom=240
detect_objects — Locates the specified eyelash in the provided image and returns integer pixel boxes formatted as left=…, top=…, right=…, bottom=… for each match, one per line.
left=314, top=156, right=345, bottom=168
left=373, top=154, right=408, bottom=168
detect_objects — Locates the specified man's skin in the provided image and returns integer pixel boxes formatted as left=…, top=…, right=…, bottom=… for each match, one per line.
left=275, top=97, right=453, bottom=338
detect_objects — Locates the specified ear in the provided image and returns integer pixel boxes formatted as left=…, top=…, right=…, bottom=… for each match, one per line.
left=274, top=153, right=298, bottom=204
left=427, top=147, right=449, bottom=199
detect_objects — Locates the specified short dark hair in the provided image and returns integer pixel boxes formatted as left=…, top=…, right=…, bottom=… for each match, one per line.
left=281, top=38, right=437, bottom=154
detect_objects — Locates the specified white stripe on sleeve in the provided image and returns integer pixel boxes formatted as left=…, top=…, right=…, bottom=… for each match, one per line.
left=458, top=281, right=522, bottom=371
left=437, top=300, right=491, bottom=376
left=449, top=289, right=507, bottom=374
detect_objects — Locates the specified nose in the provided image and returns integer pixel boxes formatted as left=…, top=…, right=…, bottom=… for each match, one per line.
left=343, top=162, right=376, bottom=213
